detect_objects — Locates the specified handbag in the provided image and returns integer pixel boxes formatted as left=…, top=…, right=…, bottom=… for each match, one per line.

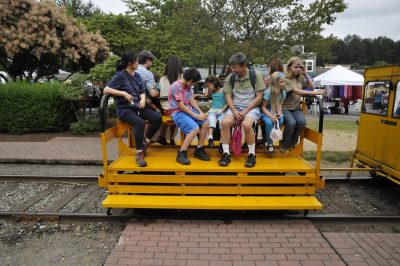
left=270, top=119, right=283, bottom=141
left=230, top=119, right=242, bottom=156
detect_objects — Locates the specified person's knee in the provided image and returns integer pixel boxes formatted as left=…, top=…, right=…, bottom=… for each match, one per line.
left=202, top=121, right=209, bottom=129
left=242, top=120, right=254, bottom=131
left=221, top=118, right=233, bottom=130
left=285, top=119, right=296, bottom=129
left=297, top=118, right=306, bottom=127
left=192, top=127, right=200, bottom=134
left=135, top=119, right=145, bottom=131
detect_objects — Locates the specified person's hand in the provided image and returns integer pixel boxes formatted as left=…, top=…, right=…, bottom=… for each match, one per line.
left=263, top=76, right=270, bottom=87
left=124, top=92, right=133, bottom=103
left=318, top=90, right=327, bottom=96
left=238, top=110, right=248, bottom=119
left=196, top=113, right=207, bottom=121
left=269, top=114, right=277, bottom=122
left=139, top=98, right=146, bottom=109
left=233, top=109, right=243, bottom=121
left=300, top=66, right=306, bottom=75
left=277, top=112, right=283, bottom=118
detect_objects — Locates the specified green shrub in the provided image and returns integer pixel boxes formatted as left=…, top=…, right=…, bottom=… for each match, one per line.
left=69, top=117, right=100, bottom=135
left=0, top=82, right=76, bottom=134
left=88, top=55, right=120, bottom=86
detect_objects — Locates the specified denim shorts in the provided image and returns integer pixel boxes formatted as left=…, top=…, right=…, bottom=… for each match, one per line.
left=208, top=111, right=225, bottom=128
left=225, top=106, right=261, bottom=121
left=171, top=109, right=207, bottom=135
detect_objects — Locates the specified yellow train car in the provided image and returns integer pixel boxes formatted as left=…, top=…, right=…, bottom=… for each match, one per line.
left=349, top=65, right=400, bottom=185
left=98, top=95, right=326, bottom=212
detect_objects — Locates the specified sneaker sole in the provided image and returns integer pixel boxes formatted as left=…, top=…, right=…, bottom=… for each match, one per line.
left=218, top=159, right=231, bottom=167
left=176, top=159, right=191, bottom=165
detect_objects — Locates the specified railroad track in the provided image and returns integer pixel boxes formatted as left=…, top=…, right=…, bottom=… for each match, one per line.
left=1, top=175, right=399, bottom=223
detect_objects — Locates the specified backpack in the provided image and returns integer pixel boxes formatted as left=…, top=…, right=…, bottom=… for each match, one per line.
left=229, top=68, right=256, bottom=90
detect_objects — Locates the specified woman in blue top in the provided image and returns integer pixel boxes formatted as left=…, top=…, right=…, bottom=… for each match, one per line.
left=260, top=72, right=286, bottom=153
left=204, top=75, right=226, bottom=148
left=103, top=52, right=162, bottom=167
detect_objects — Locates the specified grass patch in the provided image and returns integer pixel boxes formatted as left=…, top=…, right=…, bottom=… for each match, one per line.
left=302, top=151, right=354, bottom=163
left=307, top=120, right=358, bottom=132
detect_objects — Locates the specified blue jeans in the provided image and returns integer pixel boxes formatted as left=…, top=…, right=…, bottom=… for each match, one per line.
left=261, top=115, right=284, bottom=145
left=281, top=109, right=306, bottom=148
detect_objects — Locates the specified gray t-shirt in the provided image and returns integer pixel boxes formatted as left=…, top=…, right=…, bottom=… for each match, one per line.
left=223, top=69, right=264, bottom=108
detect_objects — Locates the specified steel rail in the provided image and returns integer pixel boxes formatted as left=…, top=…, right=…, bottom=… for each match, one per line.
left=1, top=210, right=400, bottom=222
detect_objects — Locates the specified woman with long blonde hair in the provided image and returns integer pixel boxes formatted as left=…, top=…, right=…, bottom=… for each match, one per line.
left=260, top=71, right=286, bottom=153
left=280, top=57, right=325, bottom=152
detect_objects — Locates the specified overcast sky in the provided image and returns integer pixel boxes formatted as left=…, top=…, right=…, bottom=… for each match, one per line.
left=90, top=0, right=400, bottom=41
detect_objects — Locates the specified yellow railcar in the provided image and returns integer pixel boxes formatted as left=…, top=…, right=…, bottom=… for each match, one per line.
left=349, top=65, right=400, bottom=185
left=98, top=95, right=325, bottom=211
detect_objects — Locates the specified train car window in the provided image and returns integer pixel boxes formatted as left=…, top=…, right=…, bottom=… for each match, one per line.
left=362, top=81, right=390, bottom=116
left=393, top=82, right=400, bottom=118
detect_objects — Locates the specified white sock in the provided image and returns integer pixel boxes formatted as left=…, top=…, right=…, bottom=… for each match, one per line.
left=209, top=135, right=213, bottom=140
left=145, top=137, right=151, bottom=144
left=222, top=144, right=230, bottom=155
left=248, top=144, right=256, bottom=155
left=136, top=150, right=142, bottom=154
left=197, top=146, right=203, bottom=148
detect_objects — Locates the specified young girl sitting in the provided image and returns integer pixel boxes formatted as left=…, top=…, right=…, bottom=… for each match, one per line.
left=260, top=71, right=286, bottom=153
left=203, top=75, right=226, bottom=148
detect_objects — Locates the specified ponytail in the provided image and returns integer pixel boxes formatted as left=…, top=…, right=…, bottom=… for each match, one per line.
left=116, top=51, right=138, bottom=71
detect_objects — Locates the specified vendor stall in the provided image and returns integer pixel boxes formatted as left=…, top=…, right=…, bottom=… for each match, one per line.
left=314, top=65, right=364, bottom=114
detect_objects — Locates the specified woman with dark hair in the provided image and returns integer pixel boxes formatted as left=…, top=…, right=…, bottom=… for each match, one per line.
left=157, top=56, right=183, bottom=145
left=103, top=51, right=162, bottom=167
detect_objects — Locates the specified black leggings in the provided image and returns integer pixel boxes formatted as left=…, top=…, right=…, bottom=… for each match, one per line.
left=119, top=107, right=162, bottom=150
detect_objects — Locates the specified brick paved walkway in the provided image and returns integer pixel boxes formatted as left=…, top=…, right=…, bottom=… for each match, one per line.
left=324, top=232, right=400, bottom=265
left=0, top=137, right=117, bottom=164
left=104, top=220, right=354, bottom=266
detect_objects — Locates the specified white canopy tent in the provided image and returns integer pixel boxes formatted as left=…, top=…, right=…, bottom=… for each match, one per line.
left=314, top=65, right=364, bottom=86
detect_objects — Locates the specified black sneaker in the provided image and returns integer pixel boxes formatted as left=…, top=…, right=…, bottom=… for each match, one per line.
left=208, top=138, right=214, bottom=148
left=218, top=153, right=231, bottom=167
left=265, top=143, right=274, bottom=153
left=245, top=153, right=256, bottom=168
left=136, top=151, right=147, bottom=167
left=169, top=139, right=176, bottom=146
left=193, top=147, right=210, bottom=161
left=157, top=137, right=168, bottom=145
left=176, top=150, right=190, bottom=165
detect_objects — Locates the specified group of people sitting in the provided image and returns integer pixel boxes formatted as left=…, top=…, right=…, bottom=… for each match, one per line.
left=104, top=51, right=326, bottom=167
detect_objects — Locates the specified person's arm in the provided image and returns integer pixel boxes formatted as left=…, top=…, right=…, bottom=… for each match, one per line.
left=225, top=92, right=241, bottom=120
left=139, top=93, right=146, bottom=109
left=149, top=88, right=160, bottom=97
left=261, top=99, right=277, bottom=122
left=190, top=96, right=204, bottom=115
left=292, top=87, right=326, bottom=96
left=177, top=100, right=205, bottom=120
left=300, top=66, right=315, bottom=89
left=103, top=86, right=133, bottom=102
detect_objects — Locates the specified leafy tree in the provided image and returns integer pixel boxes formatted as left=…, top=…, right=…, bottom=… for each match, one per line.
left=88, top=55, right=120, bottom=86
left=55, top=0, right=103, bottom=18
left=83, top=14, right=144, bottom=56
left=0, top=0, right=110, bottom=81
left=122, top=0, right=347, bottom=71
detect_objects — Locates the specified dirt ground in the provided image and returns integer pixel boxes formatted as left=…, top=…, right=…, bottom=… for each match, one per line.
left=0, top=221, right=125, bottom=266
left=304, top=129, right=356, bottom=151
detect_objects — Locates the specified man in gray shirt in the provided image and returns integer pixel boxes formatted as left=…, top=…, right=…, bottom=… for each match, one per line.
left=218, top=53, right=264, bottom=168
